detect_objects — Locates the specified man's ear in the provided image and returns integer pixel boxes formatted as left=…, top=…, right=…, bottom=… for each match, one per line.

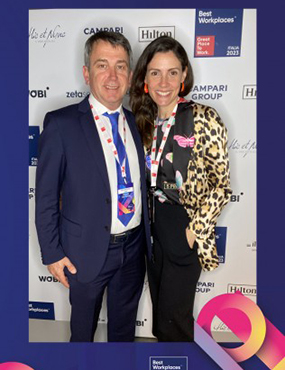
left=83, top=66, right=90, bottom=85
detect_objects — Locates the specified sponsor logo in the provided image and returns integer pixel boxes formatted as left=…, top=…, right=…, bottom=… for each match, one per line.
left=196, top=281, right=215, bottom=294
left=230, top=192, right=244, bottom=203
left=247, top=240, right=257, bottom=251
left=84, top=27, right=124, bottom=35
left=38, top=275, right=60, bottom=283
left=228, top=138, right=257, bottom=157
left=243, top=84, right=257, bottom=99
left=29, top=126, right=40, bottom=166
left=29, top=187, right=36, bottom=200
left=150, top=357, right=188, bottom=370
left=215, top=226, right=227, bottom=263
left=66, top=90, right=89, bottom=99
left=139, top=26, right=175, bottom=42
left=227, top=284, right=257, bottom=296
left=29, top=301, right=55, bottom=320
left=29, top=87, right=49, bottom=98
left=195, top=9, right=243, bottom=58
left=29, top=25, right=66, bottom=47
left=191, top=84, right=228, bottom=101
left=136, top=319, right=147, bottom=327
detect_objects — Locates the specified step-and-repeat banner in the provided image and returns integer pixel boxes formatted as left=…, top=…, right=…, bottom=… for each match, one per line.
left=29, top=8, right=256, bottom=338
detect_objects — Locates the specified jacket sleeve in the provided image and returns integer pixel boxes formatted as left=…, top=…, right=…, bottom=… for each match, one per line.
left=35, top=112, right=66, bottom=265
left=189, top=106, right=232, bottom=240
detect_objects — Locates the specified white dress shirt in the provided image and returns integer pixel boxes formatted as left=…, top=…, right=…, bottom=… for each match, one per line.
left=89, top=94, right=142, bottom=234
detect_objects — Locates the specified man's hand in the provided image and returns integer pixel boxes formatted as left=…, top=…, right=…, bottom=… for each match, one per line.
left=186, top=228, right=196, bottom=249
left=47, top=257, right=77, bottom=288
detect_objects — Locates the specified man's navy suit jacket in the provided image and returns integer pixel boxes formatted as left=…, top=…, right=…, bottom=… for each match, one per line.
left=35, top=96, right=151, bottom=283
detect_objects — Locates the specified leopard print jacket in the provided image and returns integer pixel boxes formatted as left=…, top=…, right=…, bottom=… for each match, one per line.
left=179, top=102, right=232, bottom=271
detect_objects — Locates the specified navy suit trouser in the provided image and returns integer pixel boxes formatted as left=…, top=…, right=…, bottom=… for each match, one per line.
left=65, top=225, right=146, bottom=342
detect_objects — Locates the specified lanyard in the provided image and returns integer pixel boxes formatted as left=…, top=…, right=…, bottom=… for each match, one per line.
left=89, top=102, right=128, bottom=181
left=150, top=103, right=178, bottom=187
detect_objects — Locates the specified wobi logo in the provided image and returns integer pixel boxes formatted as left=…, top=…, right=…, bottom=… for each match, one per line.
left=196, top=281, right=215, bottom=294
left=230, top=192, right=244, bottom=203
left=38, top=275, right=60, bottom=283
left=29, top=187, right=36, bottom=200
left=243, top=84, right=257, bottom=99
left=84, top=26, right=124, bottom=35
left=191, top=84, right=228, bottom=101
left=29, top=25, right=66, bottom=47
left=29, top=87, right=49, bottom=98
left=136, top=319, right=147, bottom=327
left=139, top=26, right=175, bottom=42
left=215, top=226, right=227, bottom=263
left=66, top=90, right=89, bottom=99
left=29, top=126, right=40, bottom=166
left=228, top=138, right=257, bottom=157
left=227, top=284, right=257, bottom=297
left=150, top=357, right=187, bottom=370
left=29, top=301, right=55, bottom=320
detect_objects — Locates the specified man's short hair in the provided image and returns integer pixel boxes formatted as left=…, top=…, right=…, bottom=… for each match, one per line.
left=84, top=31, right=133, bottom=70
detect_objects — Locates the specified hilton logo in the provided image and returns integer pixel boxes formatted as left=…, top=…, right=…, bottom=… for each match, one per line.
left=242, top=85, right=257, bottom=99
left=139, top=26, right=175, bottom=42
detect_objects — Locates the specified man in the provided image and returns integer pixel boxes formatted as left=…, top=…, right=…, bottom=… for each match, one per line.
left=35, top=31, right=151, bottom=342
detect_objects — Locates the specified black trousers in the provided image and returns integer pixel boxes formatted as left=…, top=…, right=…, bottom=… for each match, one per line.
left=65, top=225, right=145, bottom=342
left=148, top=199, right=201, bottom=342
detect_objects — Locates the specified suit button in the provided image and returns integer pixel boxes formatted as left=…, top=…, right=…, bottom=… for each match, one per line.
left=104, top=226, right=109, bottom=231
left=105, top=198, right=111, bottom=204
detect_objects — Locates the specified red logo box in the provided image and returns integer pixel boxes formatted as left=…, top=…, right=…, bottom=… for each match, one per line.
left=195, top=35, right=215, bottom=56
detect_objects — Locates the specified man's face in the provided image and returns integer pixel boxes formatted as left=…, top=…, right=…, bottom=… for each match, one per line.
left=83, top=40, right=132, bottom=110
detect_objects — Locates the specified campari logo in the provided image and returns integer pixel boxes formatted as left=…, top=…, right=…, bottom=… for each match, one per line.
left=190, top=84, right=228, bottom=101
left=84, top=26, right=124, bottom=35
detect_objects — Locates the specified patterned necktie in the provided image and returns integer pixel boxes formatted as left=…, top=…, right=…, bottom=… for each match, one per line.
left=103, top=112, right=134, bottom=226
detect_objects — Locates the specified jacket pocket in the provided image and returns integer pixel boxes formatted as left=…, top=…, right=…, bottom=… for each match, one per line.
left=61, top=215, right=82, bottom=237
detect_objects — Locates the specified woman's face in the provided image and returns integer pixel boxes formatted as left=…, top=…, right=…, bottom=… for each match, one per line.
left=144, top=51, right=187, bottom=117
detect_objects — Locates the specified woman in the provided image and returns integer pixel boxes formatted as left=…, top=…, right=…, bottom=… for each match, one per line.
left=130, top=36, right=232, bottom=342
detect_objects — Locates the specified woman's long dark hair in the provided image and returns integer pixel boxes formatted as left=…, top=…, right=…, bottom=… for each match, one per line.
left=130, top=36, right=194, bottom=148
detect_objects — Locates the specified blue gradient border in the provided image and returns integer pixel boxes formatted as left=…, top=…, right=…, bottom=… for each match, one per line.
left=0, top=2, right=284, bottom=369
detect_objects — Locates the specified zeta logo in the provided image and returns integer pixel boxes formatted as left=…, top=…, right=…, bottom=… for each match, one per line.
left=29, top=302, right=55, bottom=320
left=29, top=126, right=40, bottom=166
left=150, top=357, right=187, bottom=370
left=195, top=9, right=243, bottom=58
left=215, top=226, right=227, bottom=263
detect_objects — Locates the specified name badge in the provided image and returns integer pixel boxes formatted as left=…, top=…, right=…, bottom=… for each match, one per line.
left=118, top=182, right=135, bottom=216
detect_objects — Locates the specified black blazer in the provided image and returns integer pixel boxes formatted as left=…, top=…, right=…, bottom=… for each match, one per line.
left=35, top=96, right=151, bottom=283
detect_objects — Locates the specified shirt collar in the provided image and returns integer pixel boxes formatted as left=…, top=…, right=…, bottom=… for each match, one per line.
left=89, top=93, right=122, bottom=115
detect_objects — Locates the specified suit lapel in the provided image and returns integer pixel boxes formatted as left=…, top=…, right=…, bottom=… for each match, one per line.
left=78, top=97, right=110, bottom=193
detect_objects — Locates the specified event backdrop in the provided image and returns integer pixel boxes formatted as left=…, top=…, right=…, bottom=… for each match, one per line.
left=29, top=8, right=256, bottom=339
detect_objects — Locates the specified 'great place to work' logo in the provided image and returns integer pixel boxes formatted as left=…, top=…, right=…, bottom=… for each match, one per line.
left=139, top=26, right=175, bottom=42
left=29, top=126, right=40, bottom=166
left=29, top=302, right=55, bottom=320
left=195, top=9, right=243, bottom=58
left=215, top=226, right=227, bottom=263
left=150, top=357, right=187, bottom=370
